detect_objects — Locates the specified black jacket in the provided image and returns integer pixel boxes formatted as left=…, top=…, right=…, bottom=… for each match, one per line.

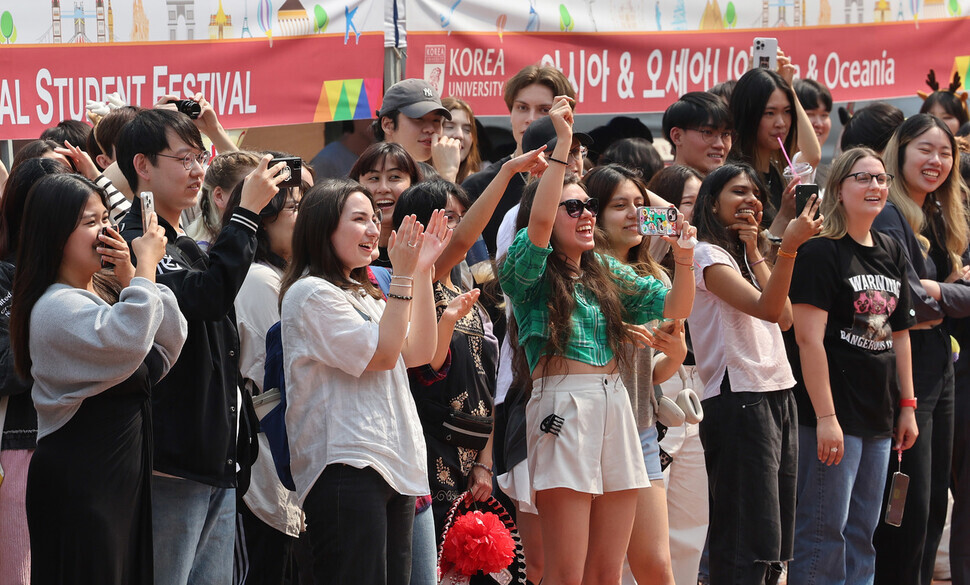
left=120, top=199, right=261, bottom=488
left=0, top=259, right=37, bottom=451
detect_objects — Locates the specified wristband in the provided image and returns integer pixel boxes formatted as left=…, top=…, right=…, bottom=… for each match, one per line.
left=777, top=248, right=798, bottom=260
left=749, top=257, right=766, bottom=267
left=390, top=275, right=414, bottom=282
left=816, top=412, right=836, bottom=420
left=547, top=156, right=568, bottom=166
left=899, top=397, right=917, bottom=409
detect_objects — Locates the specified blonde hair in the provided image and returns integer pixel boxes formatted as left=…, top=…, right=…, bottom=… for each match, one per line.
left=818, top=147, right=884, bottom=240
left=186, top=151, right=261, bottom=243
left=883, top=114, right=967, bottom=270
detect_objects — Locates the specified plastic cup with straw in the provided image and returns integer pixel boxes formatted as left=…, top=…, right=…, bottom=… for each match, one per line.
left=778, top=136, right=813, bottom=185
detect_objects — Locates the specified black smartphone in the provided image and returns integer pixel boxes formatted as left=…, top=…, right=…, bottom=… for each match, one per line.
left=795, top=184, right=820, bottom=218
left=100, top=226, right=113, bottom=269
left=270, top=157, right=302, bottom=189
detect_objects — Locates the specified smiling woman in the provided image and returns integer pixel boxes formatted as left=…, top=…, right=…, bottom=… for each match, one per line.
left=349, top=142, right=422, bottom=268
left=870, top=114, right=970, bottom=585
left=278, top=178, right=452, bottom=585
left=9, top=174, right=186, bottom=585
left=789, top=148, right=917, bottom=584
left=688, top=162, right=821, bottom=584
left=498, top=97, right=695, bottom=585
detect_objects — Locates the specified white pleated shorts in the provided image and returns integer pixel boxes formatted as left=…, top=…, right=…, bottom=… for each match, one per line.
left=526, top=373, right=649, bottom=499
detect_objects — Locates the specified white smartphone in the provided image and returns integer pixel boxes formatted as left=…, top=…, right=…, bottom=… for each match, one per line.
left=752, top=37, right=778, bottom=70
left=140, top=191, right=155, bottom=233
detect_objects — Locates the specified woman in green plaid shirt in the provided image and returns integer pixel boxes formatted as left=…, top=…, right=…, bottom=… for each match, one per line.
left=498, top=96, right=697, bottom=585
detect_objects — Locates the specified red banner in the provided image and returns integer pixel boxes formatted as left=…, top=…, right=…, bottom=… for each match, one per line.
left=0, top=34, right=385, bottom=140
left=406, top=18, right=970, bottom=116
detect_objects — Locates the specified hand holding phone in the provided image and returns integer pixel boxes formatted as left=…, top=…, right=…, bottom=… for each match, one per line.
left=100, top=226, right=114, bottom=269
left=752, top=37, right=778, bottom=70
left=637, top=207, right=679, bottom=236
left=270, top=157, right=302, bottom=189
left=795, top=184, right=820, bottom=218
left=140, top=191, right=155, bottom=234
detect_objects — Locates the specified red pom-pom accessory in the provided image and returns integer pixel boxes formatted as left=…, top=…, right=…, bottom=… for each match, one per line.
left=440, top=509, right=515, bottom=576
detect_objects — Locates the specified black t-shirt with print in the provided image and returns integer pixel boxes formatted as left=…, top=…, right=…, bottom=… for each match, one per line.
left=790, top=232, right=916, bottom=437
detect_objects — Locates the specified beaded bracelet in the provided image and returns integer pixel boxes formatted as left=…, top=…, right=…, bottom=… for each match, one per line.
left=471, top=462, right=493, bottom=474
left=388, top=293, right=413, bottom=301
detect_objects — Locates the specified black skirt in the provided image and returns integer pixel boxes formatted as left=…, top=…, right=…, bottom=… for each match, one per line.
left=26, top=363, right=154, bottom=585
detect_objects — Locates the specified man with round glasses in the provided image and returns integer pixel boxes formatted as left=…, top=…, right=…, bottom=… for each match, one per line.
left=115, top=108, right=286, bottom=585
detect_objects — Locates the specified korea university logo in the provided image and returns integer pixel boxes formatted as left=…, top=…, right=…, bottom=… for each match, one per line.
left=424, top=45, right=446, bottom=95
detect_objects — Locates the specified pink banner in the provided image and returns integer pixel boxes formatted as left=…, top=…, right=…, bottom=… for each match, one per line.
left=0, top=34, right=384, bottom=139
left=406, top=18, right=970, bottom=116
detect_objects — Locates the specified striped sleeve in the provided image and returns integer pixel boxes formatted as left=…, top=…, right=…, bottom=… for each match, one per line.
left=95, top=175, right=132, bottom=225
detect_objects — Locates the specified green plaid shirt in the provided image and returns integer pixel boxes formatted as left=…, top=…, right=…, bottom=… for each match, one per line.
left=499, top=228, right=668, bottom=372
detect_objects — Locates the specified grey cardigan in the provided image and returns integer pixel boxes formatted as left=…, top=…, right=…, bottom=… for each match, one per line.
left=29, top=277, right=187, bottom=439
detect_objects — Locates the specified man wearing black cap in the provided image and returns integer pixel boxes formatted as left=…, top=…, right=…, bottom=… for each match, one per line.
left=376, top=78, right=462, bottom=181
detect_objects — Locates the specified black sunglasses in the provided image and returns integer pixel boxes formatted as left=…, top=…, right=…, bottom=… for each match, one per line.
left=559, top=198, right=599, bottom=218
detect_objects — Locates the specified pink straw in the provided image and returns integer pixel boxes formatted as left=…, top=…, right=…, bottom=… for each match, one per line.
left=777, top=136, right=799, bottom=183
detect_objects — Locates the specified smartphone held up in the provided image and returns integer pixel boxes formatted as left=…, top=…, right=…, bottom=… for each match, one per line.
left=637, top=206, right=680, bottom=237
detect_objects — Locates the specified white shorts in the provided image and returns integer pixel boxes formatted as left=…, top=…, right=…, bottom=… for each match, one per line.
left=497, top=460, right=538, bottom=515
left=526, top=373, right=649, bottom=499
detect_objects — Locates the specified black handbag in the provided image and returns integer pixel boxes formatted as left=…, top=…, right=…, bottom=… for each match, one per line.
left=418, top=400, right=493, bottom=451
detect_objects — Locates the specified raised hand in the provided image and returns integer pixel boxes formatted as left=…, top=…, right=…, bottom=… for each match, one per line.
left=728, top=198, right=764, bottom=255
left=431, top=134, right=462, bottom=181
left=441, top=289, right=480, bottom=324
left=55, top=141, right=100, bottom=181
left=548, top=95, right=575, bottom=141
left=781, top=191, right=823, bottom=252
left=416, top=209, right=453, bottom=273
left=502, top=145, right=548, bottom=178
left=387, top=214, right=424, bottom=277
left=239, top=155, right=287, bottom=214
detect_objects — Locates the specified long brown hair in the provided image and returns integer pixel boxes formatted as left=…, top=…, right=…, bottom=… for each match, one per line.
left=505, top=176, right=636, bottom=368
left=278, top=179, right=381, bottom=310
left=584, top=164, right=666, bottom=279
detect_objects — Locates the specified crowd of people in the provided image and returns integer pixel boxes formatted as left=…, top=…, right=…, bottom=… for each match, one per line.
left=0, top=48, right=968, bottom=585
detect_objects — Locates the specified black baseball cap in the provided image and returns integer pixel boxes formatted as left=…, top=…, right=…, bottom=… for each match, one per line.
left=378, top=79, right=452, bottom=120
left=522, top=115, right=592, bottom=153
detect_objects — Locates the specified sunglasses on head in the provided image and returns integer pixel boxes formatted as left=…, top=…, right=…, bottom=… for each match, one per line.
left=559, top=198, right=599, bottom=218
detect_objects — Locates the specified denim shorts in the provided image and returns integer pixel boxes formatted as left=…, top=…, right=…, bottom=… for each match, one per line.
left=639, top=425, right=665, bottom=481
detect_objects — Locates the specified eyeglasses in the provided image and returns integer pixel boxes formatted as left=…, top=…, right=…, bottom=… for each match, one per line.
left=567, top=145, right=589, bottom=163
left=687, top=128, right=734, bottom=144
left=559, top=197, right=599, bottom=218
left=157, top=151, right=210, bottom=170
left=281, top=200, right=300, bottom=214
left=842, top=172, right=894, bottom=186
left=443, top=210, right=463, bottom=227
